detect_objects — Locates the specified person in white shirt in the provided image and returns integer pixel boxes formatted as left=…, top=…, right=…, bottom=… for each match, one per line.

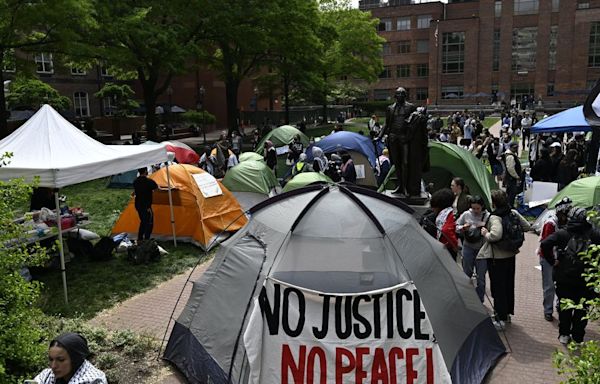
left=521, top=112, right=533, bottom=151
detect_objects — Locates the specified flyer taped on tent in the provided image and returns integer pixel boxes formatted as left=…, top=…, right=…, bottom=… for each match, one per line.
left=192, top=172, right=223, bottom=198
left=243, top=278, right=451, bottom=384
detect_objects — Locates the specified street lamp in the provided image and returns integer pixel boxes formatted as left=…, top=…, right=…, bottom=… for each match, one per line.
left=198, top=86, right=206, bottom=144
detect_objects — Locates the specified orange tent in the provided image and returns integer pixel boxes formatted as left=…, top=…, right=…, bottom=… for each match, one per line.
left=112, top=164, right=247, bottom=249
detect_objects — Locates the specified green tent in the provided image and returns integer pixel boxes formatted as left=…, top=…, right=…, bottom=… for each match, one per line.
left=238, top=152, right=264, bottom=163
left=378, top=142, right=498, bottom=208
left=282, top=172, right=333, bottom=193
left=255, top=125, right=309, bottom=154
left=548, top=176, right=600, bottom=209
left=222, top=160, right=278, bottom=194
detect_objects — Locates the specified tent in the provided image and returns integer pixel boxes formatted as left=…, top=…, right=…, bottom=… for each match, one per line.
left=238, top=152, right=264, bottom=163
left=0, top=105, right=169, bottom=304
left=112, top=164, right=247, bottom=249
left=548, top=176, right=600, bottom=209
left=282, top=171, right=333, bottom=192
left=379, top=142, right=498, bottom=208
left=531, top=106, right=591, bottom=134
left=164, top=184, right=505, bottom=384
left=164, top=140, right=199, bottom=164
left=255, top=125, right=309, bottom=153
left=221, top=160, right=279, bottom=211
left=108, top=141, right=160, bottom=188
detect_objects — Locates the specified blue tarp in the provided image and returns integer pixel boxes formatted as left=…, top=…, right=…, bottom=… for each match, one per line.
left=305, top=131, right=379, bottom=167
left=531, top=106, right=591, bottom=134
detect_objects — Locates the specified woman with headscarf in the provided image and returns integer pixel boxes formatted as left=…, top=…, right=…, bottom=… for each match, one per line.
left=311, top=146, right=329, bottom=173
left=340, top=152, right=356, bottom=183
left=34, top=332, right=107, bottom=384
left=264, top=140, right=277, bottom=174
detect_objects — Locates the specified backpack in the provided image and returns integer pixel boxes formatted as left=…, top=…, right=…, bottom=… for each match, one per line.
left=556, top=233, right=591, bottom=282
left=494, top=211, right=525, bottom=253
left=90, top=236, right=117, bottom=261
left=127, top=239, right=161, bottom=265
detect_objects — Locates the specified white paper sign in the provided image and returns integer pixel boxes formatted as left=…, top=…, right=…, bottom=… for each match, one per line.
left=244, top=279, right=451, bottom=384
left=192, top=173, right=223, bottom=198
left=276, top=145, right=290, bottom=156
left=355, top=164, right=366, bottom=179
left=526, top=181, right=558, bottom=208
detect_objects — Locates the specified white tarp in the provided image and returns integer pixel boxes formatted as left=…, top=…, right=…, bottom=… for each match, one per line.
left=244, top=279, right=451, bottom=384
left=0, top=104, right=168, bottom=188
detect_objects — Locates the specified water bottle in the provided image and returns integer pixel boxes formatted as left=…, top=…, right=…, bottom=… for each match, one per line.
left=525, top=169, right=533, bottom=191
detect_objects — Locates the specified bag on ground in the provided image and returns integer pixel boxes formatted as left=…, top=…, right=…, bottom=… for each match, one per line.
left=91, top=236, right=117, bottom=261
left=127, top=239, right=161, bottom=264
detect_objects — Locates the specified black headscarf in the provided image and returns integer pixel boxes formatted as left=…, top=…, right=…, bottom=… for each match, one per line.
left=51, top=333, right=90, bottom=377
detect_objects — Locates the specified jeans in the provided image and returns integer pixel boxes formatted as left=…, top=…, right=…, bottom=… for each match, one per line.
left=136, top=206, right=154, bottom=241
left=488, top=256, right=516, bottom=321
left=462, top=245, right=487, bottom=302
left=540, top=258, right=556, bottom=316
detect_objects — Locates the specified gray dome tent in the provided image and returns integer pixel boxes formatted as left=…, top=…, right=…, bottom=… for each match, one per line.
left=164, top=184, right=505, bottom=384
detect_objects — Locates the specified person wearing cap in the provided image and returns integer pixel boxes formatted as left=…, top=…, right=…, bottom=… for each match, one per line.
left=537, top=198, right=571, bottom=321
left=34, top=332, right=107, bottom=383
left=540, top=207, right=600, bottom=344
left=503, top=141, right=521, bottom=208
left=549, top=141, right=563, bottom=182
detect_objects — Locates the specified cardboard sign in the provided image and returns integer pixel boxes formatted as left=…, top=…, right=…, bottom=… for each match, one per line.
left=192, top=173, right=223, bottom=198
left=276, top=145, right=290, bottom=156
left=355, top=164, right=366, bottom=179
left=244, top=279, right=450, bottom=384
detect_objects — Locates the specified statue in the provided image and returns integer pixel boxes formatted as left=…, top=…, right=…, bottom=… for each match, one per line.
left=381, top=87, right=429, bottom=199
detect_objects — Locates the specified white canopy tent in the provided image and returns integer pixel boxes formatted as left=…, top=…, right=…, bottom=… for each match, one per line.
left=0, top=104, right=175, bottom=304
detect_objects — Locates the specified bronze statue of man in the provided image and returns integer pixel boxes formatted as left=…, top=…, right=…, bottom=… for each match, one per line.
left=381, top=87, right=429, bottom=197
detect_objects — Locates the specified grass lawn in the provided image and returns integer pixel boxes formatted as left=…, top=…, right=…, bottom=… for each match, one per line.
left=36, top=178, right=209, bottom=319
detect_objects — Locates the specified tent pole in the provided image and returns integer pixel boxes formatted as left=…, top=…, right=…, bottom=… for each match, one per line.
left=165, top=162, right=177, bottom=246
left=55, top=192, right=68, bottom=305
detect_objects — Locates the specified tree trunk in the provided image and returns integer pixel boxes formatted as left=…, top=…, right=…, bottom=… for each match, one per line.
left=283, top=73, right=290, bottom=125
left=0, top=50, right=8, bottom=139
left=139, top=73, right=160, bottom=141
left=225, top=77, right=240, bottom=136
left=321, top=73, right=328, bottom=124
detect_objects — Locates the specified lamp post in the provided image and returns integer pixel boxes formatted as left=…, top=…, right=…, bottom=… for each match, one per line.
left=166, top=85, right=173, bottom=122
left=253, top=86, right=258, bottom=128
left=198, top=86, right=206, bottom=144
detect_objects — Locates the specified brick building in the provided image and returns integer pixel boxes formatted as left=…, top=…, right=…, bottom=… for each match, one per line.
left=360, top=0, right=600, bottom=107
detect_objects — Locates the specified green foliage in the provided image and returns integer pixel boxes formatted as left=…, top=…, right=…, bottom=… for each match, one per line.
left=6, top=76, right=70, bottom=111
left=0, top=153, right=50, bottom=382
left=353, top=101, right=390, bottom=115
left=182, top=110, right=217, bottom=125
left=94, top=83, right=139, bottom=117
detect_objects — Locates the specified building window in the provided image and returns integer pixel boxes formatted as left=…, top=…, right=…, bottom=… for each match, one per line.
left=71, top=67, right=86, bottom=76
left=379, top=66, right=392, bottom=78
left=578, top=1, right=590, bottom=9
left=510, top=83, right=534, bottom=102
left=2, top=49, right=15, bottom=72
left=552, top=0, right=560, bottom=12
left=417, top=15, right=431, bottom=29
left=397, top=17, right=411, bottom=31
left=382, top=42, right=392, bottom=56
left=549, top=26, right=558, bottom=70
left=35, top=53, right=53, bottom=74
left=416, top=88, right=428, bottom=101
left=73, top=92, right=90, bottom=117
left=493, top=29, right=500, bottom=71
left=590, top=22, right=600, bottom=67
left=396, top=64, right=410, bottom=78
left=441, top=86, right=464, bottom=99
left=547, top=83, right=555, bottom=96
left=397, top=40, right=411, bottom=54
left=373, top=89, right=392, bottom=101
left=379, top=18, right=392, bottom=31
left=495, top=1, right=502, bottom=17
left=416, top=63, right=429, bottom=77
left=512, top=27, right=537, bottom=72
left=100, top=65, right=111, bottom=77
left=103, top=97, right=114, bottom=116
left=514, top=0, right=539, bottom=15
left=442, top=32, right=465, bottom=74
left=416, top=40, right=429, bottom=53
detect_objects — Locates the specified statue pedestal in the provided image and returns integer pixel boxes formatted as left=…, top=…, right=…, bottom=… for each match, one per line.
left=382, top=190, right=430, bottom=220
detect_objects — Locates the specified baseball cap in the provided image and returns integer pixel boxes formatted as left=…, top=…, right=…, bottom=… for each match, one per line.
left=550, top=142, right=561, bottom=148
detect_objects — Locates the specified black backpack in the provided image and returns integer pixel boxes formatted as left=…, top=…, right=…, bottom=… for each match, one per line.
left=494, top=211, right=525, bottom=253
left=127, top=239, right=161, bottom=265
left=90, top=236, right=117, bottom=261
left=556, top=233, right=591, bottom=282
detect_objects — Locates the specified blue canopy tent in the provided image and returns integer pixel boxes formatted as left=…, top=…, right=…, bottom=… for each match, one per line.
left=306, top=131, right=378, bottom=167
left=531, top=106, right=591, bottom=134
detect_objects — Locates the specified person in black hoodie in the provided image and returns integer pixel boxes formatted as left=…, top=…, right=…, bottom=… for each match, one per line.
left=540, top=207, right=600, bottom=344
left=530, top=147, right=553, bottom=182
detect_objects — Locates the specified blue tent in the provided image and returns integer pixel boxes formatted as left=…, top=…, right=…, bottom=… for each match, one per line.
left=531, top=106, right=591, bottom=134
left=306, top=131, right=378, bottom=167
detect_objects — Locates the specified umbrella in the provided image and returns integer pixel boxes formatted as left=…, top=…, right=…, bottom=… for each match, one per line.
left=170, top=105, right=186, bottom=113
left=445, top=93, right=459, bottom=99
left=282, top=172, right=333, bottom=192
left=531, top=106, right=591, bottom=134
left=548, top=176, right=600, bottom=209
left=163, top=140, right=199, bottom=164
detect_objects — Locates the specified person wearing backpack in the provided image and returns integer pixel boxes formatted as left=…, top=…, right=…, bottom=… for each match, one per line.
left=540, top=207, right=600, bottom=345
left=478, top=190, right=530, bottom=330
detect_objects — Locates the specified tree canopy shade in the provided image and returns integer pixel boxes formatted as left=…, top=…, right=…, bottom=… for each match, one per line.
left=94, top=83, right=139, bottom=118
left=0, top=0, right=94, bottom=137
left=6, top=77, right=70, bottom=111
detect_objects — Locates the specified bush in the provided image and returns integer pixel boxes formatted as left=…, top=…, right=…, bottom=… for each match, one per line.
left=181, top=110, right=217, bottom=125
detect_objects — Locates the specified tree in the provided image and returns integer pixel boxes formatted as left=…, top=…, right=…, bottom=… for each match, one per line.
left=94, top=83, right=139, bottom=118
left=0, top=0, right=94, bottom=137
left=87, top=1, right=203, bottom=140
left=6, top=76, right=70, bottom=111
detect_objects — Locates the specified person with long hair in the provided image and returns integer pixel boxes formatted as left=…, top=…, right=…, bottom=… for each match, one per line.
left=556, top=149, right=579, bottom=190
left=450, top=177, right=470, bottom=217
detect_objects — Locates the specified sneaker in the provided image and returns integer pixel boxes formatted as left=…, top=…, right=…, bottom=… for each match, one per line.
left=544, top=314, right=553, bottom=322
left=493, top=320, right=506, bottom=331
left=558, top=335, right=571, bottom=345
left=506, top=315, right=512, bottom=323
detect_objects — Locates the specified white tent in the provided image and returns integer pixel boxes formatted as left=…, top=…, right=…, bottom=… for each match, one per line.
left=0, top=105, right=171, bottom=304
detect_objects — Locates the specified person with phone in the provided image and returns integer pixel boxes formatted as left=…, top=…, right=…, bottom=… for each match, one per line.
left=32, top=332, right=106, bottom=384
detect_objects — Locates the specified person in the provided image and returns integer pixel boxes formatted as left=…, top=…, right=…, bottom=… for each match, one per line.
left=478, top=190, right=530, bottom=330
left=503, top=142, right=521, bottom=208
left=537, top=197, right=572, bottom=322
left=230, top=131, right=243, bottom=155
left=30, top=187, right=57, bottom=211
left=368, top=114, right=381, bottom=139
left=340, top=152, right=356, bottom=183
left=530, top=147, right=553, bottom=182
left=288, top=134, right=304, bottom=164
left=556, top=149, right=579, bottom=190
left=429, top=188, right=459, bottom=260
left=456, top=195, right=490, bottom=302
left=264, top=140, right=277, bottom=174
left=292, top=153, right=309, bottom=176
left=381, top=87, right=429, bottom=198
left=312, top=146, right=329, bottom=173
left=376, top=148, right=391, bottom=186
left=549, top=142, right=563, bottom=182
left=450, top=177, right=470, bottom=217
left=133, top=167, right=158, bottom=242
left=198, top=145, right=215, bottom=175
left=540, top=207, right=600, bottom=344
left=521, top=112, right=532, bottom=151
left=34, top=332, right=107, bottom=384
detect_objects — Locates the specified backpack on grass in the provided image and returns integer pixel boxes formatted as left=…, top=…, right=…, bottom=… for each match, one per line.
left=494, top=211, right=525, bottom=253
left=127, top=239, right=161, bottom=265
left=90, top=236, right=117, bottom=261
